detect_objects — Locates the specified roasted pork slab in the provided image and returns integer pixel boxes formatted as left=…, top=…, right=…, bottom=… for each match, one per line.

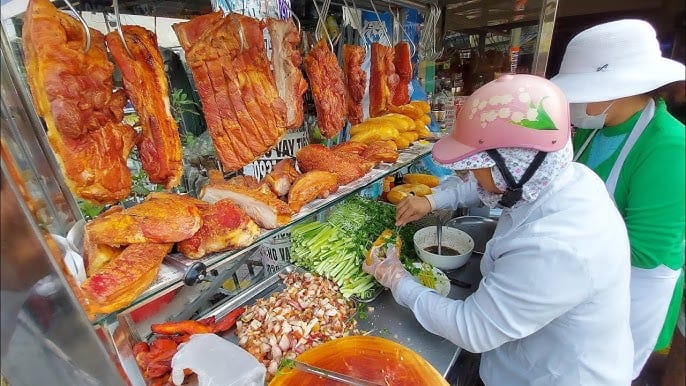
left=288, top=171, right=338, bottom=212
left=304, top=39, right=347, bottom=138
left=369, top=43, right=399, bottom=117
left=106, top=26, right=183, bottom=189
left=23, top=0, right=136, bottom=204
left=173, top=13, right=287, bottom=171
left=81, top=242, right=172, bottom=315
left=84, top=192, right=203, bottom=245
left=296, top=144, right=370, bottom=185
left=343, top=44, right=367, bottom=125
left=265, top=18, right=308, bottom=129
left=392, top=42, right=412, bottom=106
left=200, top=182, right=293, bottom=229
left=177, top=199, right=260, bottom=259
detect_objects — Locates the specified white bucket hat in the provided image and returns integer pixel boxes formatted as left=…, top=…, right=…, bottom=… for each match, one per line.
left=551, top=19, right=685, bottom=103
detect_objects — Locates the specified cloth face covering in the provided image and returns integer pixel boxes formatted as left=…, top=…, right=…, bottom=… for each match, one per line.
left=570, top=102, right=615, bottom=129
left=446, top=141, right=574, bottom=208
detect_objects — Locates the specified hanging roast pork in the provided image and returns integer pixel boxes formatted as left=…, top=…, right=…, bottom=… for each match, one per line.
left=106, top=26, right=183, bottom=190
left=23, top=0, right=136, bottom=204
left=173, top=12, right=288, bottom=171
left=303, top=39, right=347, bottom=138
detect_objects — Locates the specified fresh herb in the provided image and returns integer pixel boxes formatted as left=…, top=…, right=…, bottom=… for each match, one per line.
left=356, top=303, right=368, bottom=320
left=170, top=88, right=200, bottom=123
left=380, top=328, right=390, bottom=336
left=78, top=199, right=104, bottom=220
left=275, top=358, right=296, bottom=377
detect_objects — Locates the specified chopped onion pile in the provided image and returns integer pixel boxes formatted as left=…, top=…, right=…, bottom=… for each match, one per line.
left=235, top=272, right=358, bottom=377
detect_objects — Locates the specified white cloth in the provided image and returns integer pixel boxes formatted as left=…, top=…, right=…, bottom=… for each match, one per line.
left=392, top=163, right=633, bottom=386
left=629, top=265, right=681, bottom=379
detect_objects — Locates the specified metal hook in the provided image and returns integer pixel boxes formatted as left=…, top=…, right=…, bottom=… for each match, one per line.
left=219, top=0, right=246, bottom=53
left=283, top=1, right=301, bottom=34
left=346, top=0, right=368, bottom=56
left=113, top=0, right=134, bottom=58
left=369, top=0, right=390, bottom=46
left=388, top=4, right=417, bottom=58
left=62, top=0, right=91, bottom=52
left=312, top=0, right=334, bottom=52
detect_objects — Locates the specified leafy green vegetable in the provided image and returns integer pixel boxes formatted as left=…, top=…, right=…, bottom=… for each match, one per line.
left=78, top=199, right=104, bottom=220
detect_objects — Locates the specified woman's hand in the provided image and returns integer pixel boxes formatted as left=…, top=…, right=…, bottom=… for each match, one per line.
left=396, top=195, right=432, bottom=226
left=362, top=244, right=410, bottom=289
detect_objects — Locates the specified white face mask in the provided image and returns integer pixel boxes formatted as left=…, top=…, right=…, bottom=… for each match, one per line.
left=569, top=102, right=614, bottom=129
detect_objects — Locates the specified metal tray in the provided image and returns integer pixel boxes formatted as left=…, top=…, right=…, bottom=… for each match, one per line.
left=197, top=265, right=359, bottom=323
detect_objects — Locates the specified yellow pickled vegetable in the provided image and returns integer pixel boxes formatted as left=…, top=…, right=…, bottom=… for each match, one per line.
left=416, top=125, right=431, bottom=139
left=388, top=103, right=425, bottom=119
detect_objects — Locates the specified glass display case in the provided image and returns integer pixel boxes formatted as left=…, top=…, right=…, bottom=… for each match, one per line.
left=0, top=0, right=556, bottom=384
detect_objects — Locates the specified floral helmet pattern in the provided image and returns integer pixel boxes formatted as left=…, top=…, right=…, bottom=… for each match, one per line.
left=432, top=74, right=571, bottom=165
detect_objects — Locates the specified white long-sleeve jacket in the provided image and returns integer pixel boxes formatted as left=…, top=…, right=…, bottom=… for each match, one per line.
left=393, top=163, right=633, bottom=386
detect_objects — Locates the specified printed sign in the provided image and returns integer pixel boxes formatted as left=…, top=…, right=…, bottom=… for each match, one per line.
left=242, top=126, right=309, bottom=181
left=361, top=10, right=393, bottom=46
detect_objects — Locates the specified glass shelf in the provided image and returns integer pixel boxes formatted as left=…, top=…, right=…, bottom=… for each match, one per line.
left=93, top=142, right=433, bottom=324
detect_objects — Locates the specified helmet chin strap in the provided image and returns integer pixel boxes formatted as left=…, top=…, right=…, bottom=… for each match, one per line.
left=485, top=150, right=548, bottom=208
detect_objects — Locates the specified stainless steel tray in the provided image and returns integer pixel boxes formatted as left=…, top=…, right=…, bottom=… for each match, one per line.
left=197, top=265, right=358, bottom=323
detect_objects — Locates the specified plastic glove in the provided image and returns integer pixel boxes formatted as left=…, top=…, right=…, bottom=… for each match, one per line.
left=363, top=244, right=411, bottom=290
left=396, top=195, right=432, bottom=226
left=171, top=333, right=265, bottom=386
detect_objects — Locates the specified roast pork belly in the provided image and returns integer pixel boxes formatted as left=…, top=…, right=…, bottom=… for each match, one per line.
left=369, top=43, right=398, bottom=117
left=392, top=42, right=412, bottom=106
left=304, top=39, right=347, bottom=138
left=23, top=0, right=136, bottom=204
left=84, top=192, right=203, bottom=246
left=200, top=182, right=293, bottom=229
left=177, top=199, right=260, bottom=259
left=259, top=158, right=300, bottom=197
left=173, top=13, right=287, bottom=171
left=296, top=144, right=370, bottom=185
left=360, top=140, right=399, bottom=164
left=81, top=242, right=172, bottom=315
left=343, top=44, right=367, bottom=125
left=265, top=18, right=308, bottom=129
left=106, top=26, right=183, bottom=190
left=288, top=171, right=339, bottom=212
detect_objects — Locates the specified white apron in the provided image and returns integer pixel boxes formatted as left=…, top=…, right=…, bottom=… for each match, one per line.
left=575, top=100, right=682, bottom=379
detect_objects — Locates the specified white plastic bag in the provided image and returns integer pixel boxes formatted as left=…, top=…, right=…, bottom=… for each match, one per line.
left=171, top=334, right=266, bottom=386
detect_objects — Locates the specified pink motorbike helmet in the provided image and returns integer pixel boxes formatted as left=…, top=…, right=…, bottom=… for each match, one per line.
left=432, top=74, right=571, bottom=165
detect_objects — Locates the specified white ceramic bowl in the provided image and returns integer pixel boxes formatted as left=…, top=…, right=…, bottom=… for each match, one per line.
left=413, top=226, right=474, bottom=271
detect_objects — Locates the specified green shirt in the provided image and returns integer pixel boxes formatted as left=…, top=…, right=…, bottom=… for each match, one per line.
left=573, top=99, right=685, bottom=270
left=573, top=99, right=685, bottom=350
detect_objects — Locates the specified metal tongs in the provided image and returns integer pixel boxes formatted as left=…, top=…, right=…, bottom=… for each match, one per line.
left=288, top=359, right=383, bottom=386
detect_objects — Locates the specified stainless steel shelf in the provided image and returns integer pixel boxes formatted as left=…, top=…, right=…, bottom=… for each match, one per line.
left=93, top=143, right=433, bottom=324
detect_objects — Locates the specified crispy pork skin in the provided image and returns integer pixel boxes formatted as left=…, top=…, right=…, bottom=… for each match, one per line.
left=304, top=40, right=347, bottom=138
left=265, top=18, right=308, bottom=129
left=392, top=42, right=412, bottom=106
left=106, top=26, right=183, bottom=189
left=343, top=44, right=367, bottom=125
left=200, top=183, right=293, bottom=229
left=288, top=171, right=339, bottom=212
left=369, top=43, right=398, bottom=117
left=177, top=199, right=260, bottom=259
left=173, top=13, right=286, bottom=171
left=81, top=242, right=172, bottom=315
left=296, top=144, right=370, bottom=185
left=84, top=192, right=203, bottom=245
left=23, top=0, right=136, bottom=204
